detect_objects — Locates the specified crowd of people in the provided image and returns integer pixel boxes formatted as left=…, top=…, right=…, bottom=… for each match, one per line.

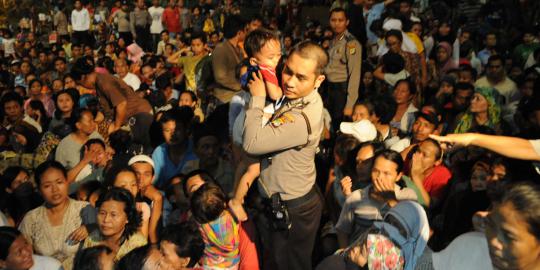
left=1, top=0, right=540, bottom=269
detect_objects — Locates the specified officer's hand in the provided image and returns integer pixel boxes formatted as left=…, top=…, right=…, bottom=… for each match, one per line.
left=247, top=70, right=266, bottom=97
left=228, top=199, right=248, bottom=222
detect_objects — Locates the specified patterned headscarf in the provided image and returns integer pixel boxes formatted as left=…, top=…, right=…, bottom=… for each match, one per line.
left=366, top=234, right=405, bottom=270
left=454, top=86, right=502, bottom=134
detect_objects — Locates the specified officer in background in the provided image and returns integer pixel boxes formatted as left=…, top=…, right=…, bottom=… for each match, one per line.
left=242, top=41, right=327, bottom=270
left=324, top=8, right=362, bottom=132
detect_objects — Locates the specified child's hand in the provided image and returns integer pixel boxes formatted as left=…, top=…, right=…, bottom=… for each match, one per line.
left=247, top=70, right=266, bottom=97
left=228, top=199, right=248, bottom=222
left=340, top=176, right=353, bottom=197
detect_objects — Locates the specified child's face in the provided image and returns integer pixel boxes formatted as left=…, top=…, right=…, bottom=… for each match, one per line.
left=352, top=104, right=370, bottom=122
left=191, top=38, right=205, bottom=55
left=253, top=39, right=281, bottom=69
left=179, top=92, right=196, bottom=107
left=363, top=71, right=373, bottom=86
left=114, top=171, right=139, bottom=198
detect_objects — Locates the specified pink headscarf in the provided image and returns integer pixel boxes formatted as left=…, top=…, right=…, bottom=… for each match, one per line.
left=437, top=42, right=457, bottom=74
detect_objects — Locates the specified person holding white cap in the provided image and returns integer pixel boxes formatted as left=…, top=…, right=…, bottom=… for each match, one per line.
left=340, top=119, right=378, bottom=143
left=128, top=154, right=163, bottom=245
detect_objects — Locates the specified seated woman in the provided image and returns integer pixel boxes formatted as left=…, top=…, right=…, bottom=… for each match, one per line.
left=0, top=226, right=62, bottom=270
left=390, top=79, right=418, bottom=136
left=24, top=79, right=55, bottom=118
left=83, top=187, right=146, bottom=262
left=453, top=87, right=505, bottom=134
left=19, top=161, right=97, bottom=270
left=48, top=89, right=79, bottom=134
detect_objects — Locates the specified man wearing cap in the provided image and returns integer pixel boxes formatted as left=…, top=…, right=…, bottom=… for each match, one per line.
left=239, top=41, right=327, bottom=270
left=129, top=155, right=164, bottom=244
left=324, top=8, right=362, bottom=132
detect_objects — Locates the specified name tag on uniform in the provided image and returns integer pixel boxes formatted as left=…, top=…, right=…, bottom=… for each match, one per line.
left=271, top=113, right=295, bottom=127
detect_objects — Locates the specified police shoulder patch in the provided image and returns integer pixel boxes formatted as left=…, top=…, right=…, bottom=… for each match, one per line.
left=271, top=113, right=295, bottom=127
left=347, top=43, right=356, bottom=55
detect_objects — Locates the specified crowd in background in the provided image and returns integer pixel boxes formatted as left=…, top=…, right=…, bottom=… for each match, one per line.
left=1, top=0, right=540, bottom=269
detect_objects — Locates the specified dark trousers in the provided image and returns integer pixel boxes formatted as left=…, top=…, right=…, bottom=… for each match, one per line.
left=72, top=30, right=91, bottom=46
left=259, top=187, right=323, bottom=270
left=326, top=81, right=348, bottom=133
left=135, top=26, right=151, bottom=52
left=151, top=33, right=160, bottom=53
left=119, top=31, right=133, bottom=46
left=129, top=112, right=154, bottom=153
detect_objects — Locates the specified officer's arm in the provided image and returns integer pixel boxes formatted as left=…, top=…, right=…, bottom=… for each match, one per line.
left=243, top=96, right=309, bottom=156
left=345, top=40, right=362, bottom=110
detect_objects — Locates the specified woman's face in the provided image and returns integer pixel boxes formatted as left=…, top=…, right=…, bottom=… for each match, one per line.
left=64, top=77, right=76, bottom=89
left=114, top=171, right=138, bottom=198
left=97, top=200, right=128, bottom=238
left=438, top=23, right=451, bottom=36
left=29, top=81, right=41, bottom=97
left=77, top=112, right=97, bottom=135
left=393, top=81, right=412, bottom=104
left=162, top=120, right=176, bottom=144
left=469, top=93, right=489, bottom=114
left=56, top=93, right=74, bottom=114
left=437, top=46, right=449, bottom=63
left=39, top=168, right=69, bottom=206
left=386, top=35, right=401, bottom=54
left=470, top=167, right=488, bottom=192
left=352, top=104, right=371, bottom=122
left=411, top=24, right=422, bottom=38
left=486, top=202, right=540, bottom=270
left=3, top=235, right=34, bottom=270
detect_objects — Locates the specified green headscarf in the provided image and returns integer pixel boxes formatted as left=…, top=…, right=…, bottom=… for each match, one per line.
left=454, top=87, right=502, bottom=134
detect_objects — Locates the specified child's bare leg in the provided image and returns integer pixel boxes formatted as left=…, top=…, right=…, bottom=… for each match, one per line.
left=229, top=160, right=260, bottom=221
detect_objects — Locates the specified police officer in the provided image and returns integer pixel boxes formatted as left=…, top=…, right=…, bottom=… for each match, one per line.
left=325, top=8, right=362, bottom=132
left=242, top=41, right=327, bottom=270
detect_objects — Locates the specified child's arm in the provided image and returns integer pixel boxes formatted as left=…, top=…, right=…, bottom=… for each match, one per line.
left=373, top=65, right=385, bottom=81
left=229, top=162, right=260, bottom=221
left=258, top=65, right=282, bottom=101
left=265, top=81, right=283, bottom=101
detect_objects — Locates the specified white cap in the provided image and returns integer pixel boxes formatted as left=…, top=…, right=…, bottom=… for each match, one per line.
left=383, top=18, right=403, bottom=31
left=128, top=155, right=155, bottom=168
left=340, top=120, right=377, bottom=143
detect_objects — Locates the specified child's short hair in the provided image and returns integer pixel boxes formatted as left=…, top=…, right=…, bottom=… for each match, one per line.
left=180, top=90, right=197, bottom=102
left=244, top=28, right=279, bottom=58
left=382, top=52, right=405, bottom=74
left=190, top=182, right=227, bottom=224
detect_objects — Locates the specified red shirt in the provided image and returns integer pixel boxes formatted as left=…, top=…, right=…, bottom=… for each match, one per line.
left=423, top=165, right=451, bottom=201
left=238, top=220, right=260, bottom=270
left=162, top=7, right=181, bottom=34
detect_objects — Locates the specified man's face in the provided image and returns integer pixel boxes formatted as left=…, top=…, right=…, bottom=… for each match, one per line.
left=55, top=60, right=66, bottom=73
left=142, top=66, right=155, bottom=81
left=191, top=38, right=206, bottom=55
left=487, top=59, right=504, bottom=81
left=329, top=11, right=348, bottom=35
left=485, top=34, right=497, bottom=48
left=453, top=89, right=473, bottom=111
left=75, top=1, right=82, bottom=10
left=132, top=162, right=154, bottom=189
left=458, top=70, right=473, bottom=84
left=72, top=46, right=82, bottom=58
left=3, top=236, right=34, bottom=270
left=281, top=53, right=324, bottom=99
left=412, top=117, right=436, bottom=142
left=114, top=60, right=129, bottom=78
left=399, top=2, right=411, bottom=15
left=4, top=101, right=23, bottom=122
left=196, top=136, right=219, bottom=165
left=247, top=19, right=262, bottom=33
left=371, top=156, right=401, bottom=190
left=416, top=141, right=440, bottom=171
left=161, top=32, right=169, bottom=42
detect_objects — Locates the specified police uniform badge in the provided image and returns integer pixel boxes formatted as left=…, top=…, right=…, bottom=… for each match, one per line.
left=271, top=113, right=295, bottom=127
left=348, top=43, right=356, bottom=55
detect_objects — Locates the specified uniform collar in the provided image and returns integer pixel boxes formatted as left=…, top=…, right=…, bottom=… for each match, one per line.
left=286, top=89, right=319, bottom=107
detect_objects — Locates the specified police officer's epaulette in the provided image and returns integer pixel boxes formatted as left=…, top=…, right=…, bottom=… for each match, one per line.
left=344, top=33, right=356, bottom=43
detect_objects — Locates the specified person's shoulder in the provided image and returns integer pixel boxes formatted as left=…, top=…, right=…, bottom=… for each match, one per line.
left=22, top=205, right=44, bottom=221
left=70, top=199, right=90, bottom=210
left=31, top=255, right=62, bottom=270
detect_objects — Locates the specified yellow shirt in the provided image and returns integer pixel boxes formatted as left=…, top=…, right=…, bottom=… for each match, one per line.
left=177, top=54, right=206, bottom=91
left=406, top=32, right=424, bottom=54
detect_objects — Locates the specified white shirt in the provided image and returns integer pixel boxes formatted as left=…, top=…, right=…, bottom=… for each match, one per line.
left=118, top=72, right=142, bottom=91
left=30, top=255, right=63, bottom=270
left=71, top=8, right=90, bottom=31
left=148, top=6, right=165, bottom=34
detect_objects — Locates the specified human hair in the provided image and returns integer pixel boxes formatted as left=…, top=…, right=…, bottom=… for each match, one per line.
left=69, top=108, right=94, bottom=132
left=455, top=82, right=474, bottom=92
left=179, top=90, right=197, bottom=103
left=385, top=29, right=403, bottom=42
left=370, top=95, right=397, bottom=124
left=29, top=78, right=43, bottom=89
left=288, top=41, right=328, bottom=76
left=423, top=138, right=443, bottom=161
left=354, top=100, right=375, bottom=116
left=374, top=149, right=404, bottom=174
left=1, top=91, right=24, bottom=107
left=329, top=7, right=348, bottom=19
left=182, top=169, right=216, bottom=198
left=71, top=56, right=95, bottom=81
left=80, top=138, right=106, bottom=160
left=394, top=78, right=417, bottom=95
left=190, top=32, right=207, bottom=44
left=334, top=134, right=361, bottom=164
left=73, top=245, right=113, bottom=270
left=498, top=182, right=540, bottom=241
left=459, top=64, right=477, bottom=81
left=53, top=89, right=79, bottom=119
left=487, top=54, right=504, bottom=66
left=192, top=122, right=218, bottom=147
left=1, top=166, right=29, bottom=191
left=190, top=182, right=227, bottom=224
left=116, top=244, right=151, bottom=270
left=96, top=187, right=142, bottom=240
left=54, top=57, right=67, bottom=64
left=382, top=52, right=405, bottom=74
left=223, top=15, right=245, bottom=39
left=244, top=28, right=279, bottom=58
left=34, top=160, right=67, bottom=188
left=161, top=221, right=205, bottom=267
left=0, top=226, right=21, bottom=260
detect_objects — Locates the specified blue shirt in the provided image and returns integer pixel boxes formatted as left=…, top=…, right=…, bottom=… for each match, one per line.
left=366, top=2, right=385, bottom=43
left=152, top=140, right=197, bottom=188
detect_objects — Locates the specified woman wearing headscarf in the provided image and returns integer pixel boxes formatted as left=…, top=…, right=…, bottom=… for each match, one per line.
left=434, top=42, right=458, bottom=78
left=453, top=87, right=504, bottom=134
left=316, top=201, right=430, bottom=270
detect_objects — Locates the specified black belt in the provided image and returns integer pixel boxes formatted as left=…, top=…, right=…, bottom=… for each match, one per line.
left=283, top=185, right=320, bottom=209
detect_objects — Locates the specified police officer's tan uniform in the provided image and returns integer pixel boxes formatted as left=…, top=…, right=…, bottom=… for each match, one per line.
left=324, top=30, right=362, bottom=129
left=243, top=90, right=323, bottom=200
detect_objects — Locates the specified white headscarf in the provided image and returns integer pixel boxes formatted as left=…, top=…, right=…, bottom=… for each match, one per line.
left=377, top=18, right=419, bottom=56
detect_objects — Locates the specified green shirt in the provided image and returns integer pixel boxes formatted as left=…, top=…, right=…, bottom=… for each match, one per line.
left=402, top=176, right=426, bottom=207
